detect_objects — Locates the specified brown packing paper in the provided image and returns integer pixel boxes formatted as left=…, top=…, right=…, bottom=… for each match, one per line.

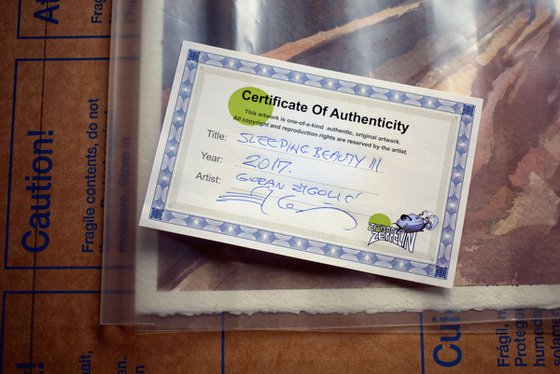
left=1, top=1, right=560, bottom=373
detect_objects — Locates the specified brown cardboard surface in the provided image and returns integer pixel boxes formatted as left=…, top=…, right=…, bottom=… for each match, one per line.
left=1, top=1, right=560, bottom=373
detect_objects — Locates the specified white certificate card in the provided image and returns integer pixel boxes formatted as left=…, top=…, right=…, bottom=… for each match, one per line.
left=140, top=41, right=482, bottom=288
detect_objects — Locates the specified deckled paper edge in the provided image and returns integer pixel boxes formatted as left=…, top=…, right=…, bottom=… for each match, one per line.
left=134, top=0, right=560, bottom=316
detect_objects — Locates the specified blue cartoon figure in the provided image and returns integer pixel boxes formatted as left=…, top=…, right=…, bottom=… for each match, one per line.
left=396, top=210, right=439, bottom=233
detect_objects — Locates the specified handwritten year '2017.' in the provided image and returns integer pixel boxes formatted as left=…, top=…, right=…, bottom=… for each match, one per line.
left=140, top=41, right=482, bottom=287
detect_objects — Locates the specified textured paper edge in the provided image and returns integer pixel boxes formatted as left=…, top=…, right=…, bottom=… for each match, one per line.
left=134, top=0, right=560, bottom=316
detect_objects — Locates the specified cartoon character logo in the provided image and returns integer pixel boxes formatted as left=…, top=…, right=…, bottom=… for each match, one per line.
left=368, top=210, right=439, bottom=253
left=395, top=210, right=439, bottom=233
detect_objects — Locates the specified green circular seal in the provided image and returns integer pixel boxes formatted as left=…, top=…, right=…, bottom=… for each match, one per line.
left=368, top=213, right=391, bottom=232
left=228, top=87, right=274, bottom=126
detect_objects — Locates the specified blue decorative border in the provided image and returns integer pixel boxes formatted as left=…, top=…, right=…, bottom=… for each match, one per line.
left=149, top=48, right=478, bottom=281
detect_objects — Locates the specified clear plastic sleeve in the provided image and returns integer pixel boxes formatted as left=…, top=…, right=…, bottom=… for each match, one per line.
left=102, top=0, right=560, bottom=331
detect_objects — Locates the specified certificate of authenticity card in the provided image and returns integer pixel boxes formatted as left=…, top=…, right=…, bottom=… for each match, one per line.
left=140, top=41, right=482, bottom=288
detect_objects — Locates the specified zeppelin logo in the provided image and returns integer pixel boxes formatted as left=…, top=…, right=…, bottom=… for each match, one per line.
left=21, top=130, right=54, bottom=253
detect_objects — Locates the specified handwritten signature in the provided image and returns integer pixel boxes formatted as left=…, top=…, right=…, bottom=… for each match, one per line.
left=217, top=186, right=358, bottom=230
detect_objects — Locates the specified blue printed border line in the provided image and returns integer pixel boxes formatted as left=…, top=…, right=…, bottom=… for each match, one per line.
left=16, top=0, right=111, bottom=39
left=0, top=290, right=101, bottom=371
left=5, top=58, right=109, bottom=271
left=149, top=49, right=477, bottom=281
